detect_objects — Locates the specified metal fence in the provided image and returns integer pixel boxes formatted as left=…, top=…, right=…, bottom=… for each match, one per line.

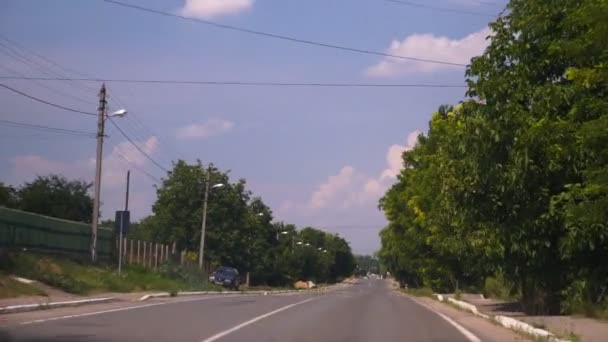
left=0, top=207, right=114, bottom=260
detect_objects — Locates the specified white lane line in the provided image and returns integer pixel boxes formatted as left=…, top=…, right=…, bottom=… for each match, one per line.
left=19, top=295, right=242, bottom=326
left=200, top=297, right=315, bottom=342
left=404, top=296, right=481, bottom=342
left=429, top=309, right=482, bottom=342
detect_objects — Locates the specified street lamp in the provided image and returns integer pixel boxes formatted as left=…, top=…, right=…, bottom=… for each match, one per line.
left=296, top=241, right=303, bottom=245
left=90, top=83, right=127, bottom=262
left=198, top=167, right=224, bottom=270
left=110, top=109, right=128, bottom=117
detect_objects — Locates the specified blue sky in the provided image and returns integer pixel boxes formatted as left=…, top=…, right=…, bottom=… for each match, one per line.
left=0, top=0, right=505, bottom=254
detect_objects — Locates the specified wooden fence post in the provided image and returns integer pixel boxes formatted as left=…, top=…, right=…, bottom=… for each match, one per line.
left=143, top=241, right=147, bottom=268
left=129, top=239, right=134, bottom=264
left=154, top=243, right=158, bottom=271
left=165, top=245, right=169, bottom=262
left=160, top=244, right=164, bottom=265
left=149, top=243, right=154, bottom=269
left=122, top=237, right=127, bottom=263
left=180, top=250, right=185, bottom=266
left=137, top=240, right=141, bottom=265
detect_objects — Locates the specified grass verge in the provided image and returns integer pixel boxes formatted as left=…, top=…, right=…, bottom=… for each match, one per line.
left=401, top=287, right=435, bottom=298
left=0, top=274, right=47, bottom=299
left=4, top=252, right=221, bottom=296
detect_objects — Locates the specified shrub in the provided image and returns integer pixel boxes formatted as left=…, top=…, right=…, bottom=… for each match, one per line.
left=483, top=273, right=513, bottom=300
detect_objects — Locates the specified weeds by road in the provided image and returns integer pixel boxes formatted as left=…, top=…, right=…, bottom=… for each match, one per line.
left=2, top=252, right=220, bottom=296
left=0, top=274, right=46, bottom=298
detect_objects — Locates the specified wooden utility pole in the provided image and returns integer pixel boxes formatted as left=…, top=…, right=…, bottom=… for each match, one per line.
left=91, top=84, right=106, bottom=262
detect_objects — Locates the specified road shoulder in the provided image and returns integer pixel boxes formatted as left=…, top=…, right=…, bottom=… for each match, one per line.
left=396, top=292, right=527, bottom=341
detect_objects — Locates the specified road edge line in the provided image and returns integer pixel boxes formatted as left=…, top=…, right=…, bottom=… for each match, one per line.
left=200, top=297, right=315, bottom=342
left=0, top=297, right=115, bottom=315
left=18, top=295, right=243, bottom=326
left=400, top=294, right=482, bottom=342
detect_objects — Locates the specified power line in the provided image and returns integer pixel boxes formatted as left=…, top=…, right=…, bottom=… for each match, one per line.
left=0, top=63, right=95, bottom=107
left=381, top=0, right=494, bottom=17
left=0, top=34, right=100, bottom=94
left=0, top=33, right=184, bottom=167
left=0, top=132, right=93, bottom=140
left=109, top=143, right=162, bottom=183
left=0, top=83, right=96, bottom=116
left=103, top=0, right=468, bottom=67
left=107, top=117, right=170, bottom=173
left=0, top=119, right=95, bottom=136
left=1, top=82, right=171, bottom=175
left=0, top=76, right=467, bottom=88
left=105, top=88, right=187, bottom=164
left=0, top=38, right=98, bottom=103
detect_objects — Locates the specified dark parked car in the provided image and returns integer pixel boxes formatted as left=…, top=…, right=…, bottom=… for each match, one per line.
left=209, top=266, right=240, bottom=290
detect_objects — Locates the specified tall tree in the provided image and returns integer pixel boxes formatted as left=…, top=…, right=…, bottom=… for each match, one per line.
left=17, top=175, right=93, bottom=222
left=0, top=182, right=18, bottom=208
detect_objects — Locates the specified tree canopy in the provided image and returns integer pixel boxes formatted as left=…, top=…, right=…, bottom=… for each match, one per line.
left=378, top=0, right=608, bottom=314
left=1, top=175, right=93, bottom=223
left=137, top=160, right=355, bottom=285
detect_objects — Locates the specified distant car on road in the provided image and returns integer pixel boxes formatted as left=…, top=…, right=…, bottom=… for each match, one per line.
left=209, top=266, right=240, bottom=290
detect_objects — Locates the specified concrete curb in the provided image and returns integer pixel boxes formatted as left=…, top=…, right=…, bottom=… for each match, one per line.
left=432, top=294, right=568, bottom=342
left=0, top=297, right=115, bottom=315
left=139, top=282, right=351, bottom=301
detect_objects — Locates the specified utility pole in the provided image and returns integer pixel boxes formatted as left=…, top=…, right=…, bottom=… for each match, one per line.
left=91, top=84, right=106, bottom=263
left=125, top=170, right=130, bottom=211
left=198, top=167, right=210, bottom=270
left=118, top=170, right=130, bottom=275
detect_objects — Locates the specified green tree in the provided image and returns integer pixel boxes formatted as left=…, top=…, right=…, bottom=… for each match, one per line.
left=380, top=0, right=608, bottom=314
left=17, top=175, right=93, bottom=222
left=0, top=182, right=18, bottom=208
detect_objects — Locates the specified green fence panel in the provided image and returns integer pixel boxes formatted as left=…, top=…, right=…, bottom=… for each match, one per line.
left=0, top=207, right=114, bottom=260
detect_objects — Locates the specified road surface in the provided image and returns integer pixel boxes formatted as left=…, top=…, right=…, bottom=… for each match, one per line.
left=0, top=279, right=520, bottom=341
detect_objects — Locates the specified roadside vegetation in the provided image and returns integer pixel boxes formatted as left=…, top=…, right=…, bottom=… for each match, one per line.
left=402, top=287, right=434, bottom=298
left=1, top=164, right=357, bottom=289
left=0, top=274, right=46, bottom=299
left=2, top=252, right=220, bottom=295
left=378, top=0, right=608, bottom=317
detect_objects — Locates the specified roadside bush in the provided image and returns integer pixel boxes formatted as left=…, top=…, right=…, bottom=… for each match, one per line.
left=406, top=287, right=434, bottom=297
left=561, top=280, right=608, bottom=319
left=483, top=273, right=514, bottom=300
left=159, top=262, right=207, bottom=286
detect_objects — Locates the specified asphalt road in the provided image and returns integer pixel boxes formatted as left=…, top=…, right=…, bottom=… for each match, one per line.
left=0, top=279, right=486, bottom=342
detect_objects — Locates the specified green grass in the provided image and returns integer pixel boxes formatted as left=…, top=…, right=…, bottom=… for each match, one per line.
left=569, top=301, right=608, bottom=321
left=402, top=287, right=434, bottom=298
left=0, top=274, right=47, bottom=299
left=5, top=252, right=220, bottom=295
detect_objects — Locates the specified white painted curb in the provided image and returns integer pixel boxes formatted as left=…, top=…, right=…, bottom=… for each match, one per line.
left=138, top=283, right=349, bottom=301
left=0, top=297, right=115, bottom=315
left=433, top=294, right=569, bottom=341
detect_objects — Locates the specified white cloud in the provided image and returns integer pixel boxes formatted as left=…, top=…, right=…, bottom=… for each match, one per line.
left=180, top=0, right=253, bottom=19
left=10, top=136, right=160, bottom=220
left=305, top=130, right=421, bottom=211
left=176, top=119, right=234, bottom=140
left=102, top=136, right=159, bottom=187
left=366, top=27, right=491, bottom=77
left=380, top=130, right=419, bottom=180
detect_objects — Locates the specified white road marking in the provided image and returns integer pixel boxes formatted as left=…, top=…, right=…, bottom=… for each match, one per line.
left=430, top=309, right=482, bottom=342
left=19, top=295, right=243, bottom=326
left=405, top=296, right=482, bottom=342
left=200, top=297, right=315, bottom=342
